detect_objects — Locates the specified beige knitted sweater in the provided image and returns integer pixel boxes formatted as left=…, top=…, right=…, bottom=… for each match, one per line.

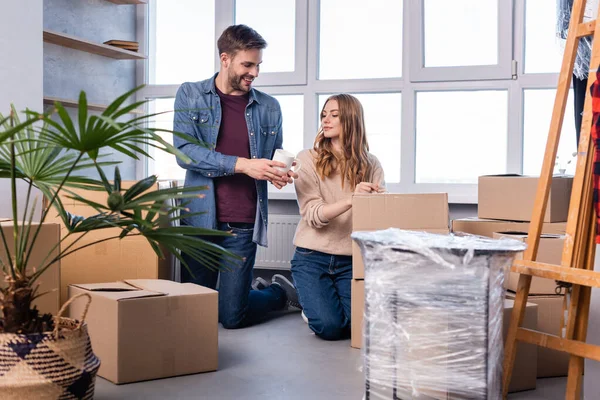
left=292, top=149, right=385, bottom=256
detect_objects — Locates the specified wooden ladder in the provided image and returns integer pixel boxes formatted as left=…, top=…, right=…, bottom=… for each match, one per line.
left=503, top=0, right=600, bottom=399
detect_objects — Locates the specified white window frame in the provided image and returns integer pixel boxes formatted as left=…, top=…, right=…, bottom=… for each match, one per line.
left=137, top=0, right=570, bottom=204
left=408, top=0, right=514, bottom=82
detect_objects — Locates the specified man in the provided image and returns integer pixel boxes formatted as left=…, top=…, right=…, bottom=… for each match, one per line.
left=173, top=25, right=300, bottom=329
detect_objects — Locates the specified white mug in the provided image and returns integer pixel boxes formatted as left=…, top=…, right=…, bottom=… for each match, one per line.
left=272, top=149, right=302, bottom=173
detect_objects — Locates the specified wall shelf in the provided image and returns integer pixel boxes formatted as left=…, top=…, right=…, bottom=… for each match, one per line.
left=44, top=97, right=144, bottom=115
left=105, top=0, right=147, bottom=4
left=43, top=30, right=146, bottom=60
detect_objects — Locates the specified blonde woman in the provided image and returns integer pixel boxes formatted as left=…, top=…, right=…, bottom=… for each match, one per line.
left=291, top=94, right=385, bottom=340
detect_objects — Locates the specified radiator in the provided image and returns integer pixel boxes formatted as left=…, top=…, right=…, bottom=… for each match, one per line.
left=255, top=214, right=301, bottom=270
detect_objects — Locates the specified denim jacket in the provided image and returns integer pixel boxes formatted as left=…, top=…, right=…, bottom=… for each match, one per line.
left=173, top=73, right=283, bottom=247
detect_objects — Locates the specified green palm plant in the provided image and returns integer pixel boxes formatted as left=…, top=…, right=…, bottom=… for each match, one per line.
left=0, top=87, right=238, bottom=334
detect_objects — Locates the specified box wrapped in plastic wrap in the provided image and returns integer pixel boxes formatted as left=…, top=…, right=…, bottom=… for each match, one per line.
left=351, top=229, right=526, bottom=400
left=557, top=0, right=598, bottom=79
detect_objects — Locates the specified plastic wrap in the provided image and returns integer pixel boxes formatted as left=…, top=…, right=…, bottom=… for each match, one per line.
left=351, top=229, right=526, bottom=400
left=557, top=0, right=598, bottom=79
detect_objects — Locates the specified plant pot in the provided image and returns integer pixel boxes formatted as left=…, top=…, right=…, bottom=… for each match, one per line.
left=0, top=293, right=101, bottom=400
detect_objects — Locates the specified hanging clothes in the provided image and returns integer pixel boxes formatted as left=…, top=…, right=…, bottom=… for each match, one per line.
left=588, top=68, right=600, bottom=242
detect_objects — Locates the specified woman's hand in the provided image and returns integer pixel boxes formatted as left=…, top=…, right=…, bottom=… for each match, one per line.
left=354, top=182, right=383, bottom=194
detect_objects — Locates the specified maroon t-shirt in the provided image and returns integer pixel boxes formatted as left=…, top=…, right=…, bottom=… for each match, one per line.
left=214, top=87, right=257, bottom=223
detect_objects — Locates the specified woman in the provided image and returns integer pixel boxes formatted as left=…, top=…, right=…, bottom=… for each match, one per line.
left=291, top=94, right=385, bottom=340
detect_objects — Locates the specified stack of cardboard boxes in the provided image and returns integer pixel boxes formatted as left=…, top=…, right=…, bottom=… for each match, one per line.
left=0, top=182, right=220, bottom=384
left=57, top=182, right=219, bottom=383
left=350, top=193, right=450, bottom=349
left=453, top=175, right=573, bottom=380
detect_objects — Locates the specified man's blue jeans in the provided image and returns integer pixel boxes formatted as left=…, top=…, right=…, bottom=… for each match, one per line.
left=181, top=222, right=286, bottom=329
left=290, top=247, right=352, bottom=340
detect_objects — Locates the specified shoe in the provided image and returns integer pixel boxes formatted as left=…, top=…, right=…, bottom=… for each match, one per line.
left=301, top=310, right=309, bottom=324
left=251, top=277, right=270, bottom=291
left=271, top=274, right=302, bottom=311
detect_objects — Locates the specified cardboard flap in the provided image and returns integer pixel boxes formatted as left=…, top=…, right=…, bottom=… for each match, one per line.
left=70, top=282, right=166, bottom=300
left=125, top=279, right=216, bottom=296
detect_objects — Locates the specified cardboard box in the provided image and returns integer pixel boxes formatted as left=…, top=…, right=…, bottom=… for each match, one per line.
left=503, top=299, right=538, bottom=393
left=352, top=193, right=449, bottom=279
left=494, top=232, right=565, bottom=294
left=506, top=292, right=569, bottom=378
left=452, top=217, right=567, bottom=238
left=351, top=279, right=363, bottom=349
left=0, top=221, right=60, bottom=315
left=68, top=279, right=218, bottom=384
left=478, top=175, right=572, bottom=222
left=44, top=182, right=172, bottom=304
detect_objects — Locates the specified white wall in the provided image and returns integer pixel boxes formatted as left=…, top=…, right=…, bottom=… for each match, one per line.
left=0, top=1, right=43, bottom=220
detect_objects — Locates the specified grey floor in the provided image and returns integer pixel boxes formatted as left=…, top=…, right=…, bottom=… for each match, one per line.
left=93, top=311, right=574, bottom=400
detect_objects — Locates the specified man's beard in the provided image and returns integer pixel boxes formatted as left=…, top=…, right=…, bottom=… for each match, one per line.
left=228, top=71, right=252, bottom=92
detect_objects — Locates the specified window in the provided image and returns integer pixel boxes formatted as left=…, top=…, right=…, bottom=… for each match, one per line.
left=318, top=0, right=403, bottom=80
left=273, top=94, right=304, bottom=156
left=424, top=0, right=498, bottom=67
left=416, top=90, right=508, bottom=184
left=318, top=93, right=402, bottom=183
left=149, top=0, right=215, bottom=85
left=410, top=0, right=513, bottom=82
left=234, top=0, right=307, bottom=85
left=523, top=89, right=577, bottom=176
left=235, top=0, right=296, bottom=73
left=147, top=98, right=185, bottom=180
left=142, top=0, right=579, bottom=203
left=524, top=0, right=564, bottom=74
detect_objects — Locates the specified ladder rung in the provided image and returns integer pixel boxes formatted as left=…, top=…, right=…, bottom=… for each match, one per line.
left=577, top=20, right=596, bottom=37
left=516, top=328, right=600, bottom=362
left=511, top=259, right=600, bottom=288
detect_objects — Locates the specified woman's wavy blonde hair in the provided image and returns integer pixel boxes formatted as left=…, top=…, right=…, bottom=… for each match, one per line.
left=313, top=94, right=373, bottom=189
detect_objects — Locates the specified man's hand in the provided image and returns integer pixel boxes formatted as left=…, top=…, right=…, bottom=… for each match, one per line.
left=235, top=157, right=289, bottom=183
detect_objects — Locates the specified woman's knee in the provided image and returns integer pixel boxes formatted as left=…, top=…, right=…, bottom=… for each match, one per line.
left=310, top=317, right=349, bottom=341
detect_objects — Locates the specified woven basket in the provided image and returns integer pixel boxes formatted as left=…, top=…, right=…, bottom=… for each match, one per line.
left=0, top=293, right=101, bottom=399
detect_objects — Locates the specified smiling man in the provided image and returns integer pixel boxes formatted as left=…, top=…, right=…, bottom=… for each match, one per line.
left=173, top=25, right=301, bottom=329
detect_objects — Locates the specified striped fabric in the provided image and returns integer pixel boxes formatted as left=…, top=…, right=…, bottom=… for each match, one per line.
left=0, top=318, right=100, bottom=399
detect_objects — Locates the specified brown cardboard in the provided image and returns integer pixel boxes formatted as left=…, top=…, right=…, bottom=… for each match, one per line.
left=503, top=299, right=538, bottom=392
left=351, top=279, right=363, bottom=349
left=506, top=293, right=569, bottom=378
left=44, top=182, right=172, bottom=304
left=494, top=232, right=565, bottom=294
left=0, top=221, right=60, bottom=315
left=353, top=281, right=538, bottom=394
left=478, top=175, right=572, bottom=222
left=452, top=217, right=567, bottom=238
left=352, top=193, right=449, bottom=279
left=68, top=279, right=218, bottom=384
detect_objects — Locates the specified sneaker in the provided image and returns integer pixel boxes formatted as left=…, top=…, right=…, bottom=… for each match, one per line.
left=271, top=274, right=302, bottom=311
left=301, top=310, right=309, bottom=324
left=251, top=277, right=270, bottom=291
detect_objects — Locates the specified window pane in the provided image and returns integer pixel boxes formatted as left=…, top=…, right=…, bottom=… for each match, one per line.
left=319, top=0, right=402, bottom=80
left=148, top=98, right=186, bottom=180
left=424, top=0, right=498, bottom=67
left=318, top=93, right=401, bottom=183
left=151, top=1, right=215, bottom=85
left=416, top=91, right=507, bottom=183
left=524, top=0, right=563, bottom=74
left=523, top=89, right=577, bottom=176
left=236, top=0, right=296, bottom=73
left=273, top=95, right=304, bottom=156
